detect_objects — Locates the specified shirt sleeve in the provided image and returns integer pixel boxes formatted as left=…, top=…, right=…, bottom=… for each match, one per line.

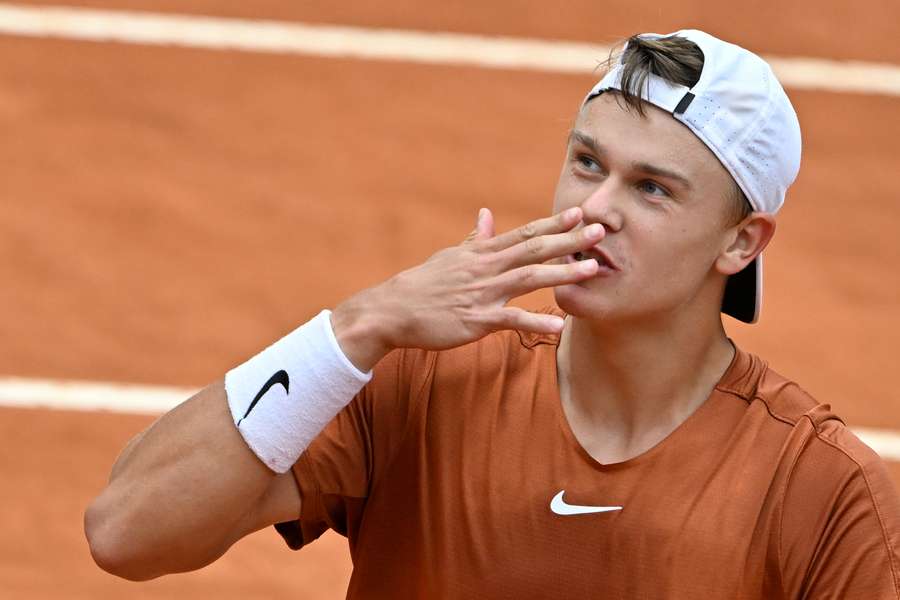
left=779, top=417, right=900, bottom=599
left=273, top=345, right=436, bottom=551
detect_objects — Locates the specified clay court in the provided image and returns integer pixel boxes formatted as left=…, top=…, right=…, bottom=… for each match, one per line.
left=2, top=1, right=899, bottom=597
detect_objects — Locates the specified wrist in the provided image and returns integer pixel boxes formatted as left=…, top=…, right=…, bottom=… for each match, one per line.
left=224, top=310, right=372, bottom=473
left=331, top=292, right=393, bottom=372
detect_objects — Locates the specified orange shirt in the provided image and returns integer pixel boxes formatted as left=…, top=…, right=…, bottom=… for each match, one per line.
left=276, top=308, right=900, bottom=599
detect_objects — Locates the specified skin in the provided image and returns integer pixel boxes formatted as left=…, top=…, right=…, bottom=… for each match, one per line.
left=552, top=93, right=775, bottom=463
left=84, top=92, right=775, bottom=581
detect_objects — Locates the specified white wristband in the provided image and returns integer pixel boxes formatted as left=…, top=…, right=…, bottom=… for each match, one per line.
left=224, top=309, right=373, bottom=473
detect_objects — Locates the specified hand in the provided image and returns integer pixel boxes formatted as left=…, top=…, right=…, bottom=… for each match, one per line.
left=332, top=207, right=604, bottom=370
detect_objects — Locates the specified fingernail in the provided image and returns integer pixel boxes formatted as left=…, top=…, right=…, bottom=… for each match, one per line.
left=564, top=207, right=579, bottom=219
left=585, top=224, right=603, bottom=236
left=579, top=259, right=597, bottom=273
left=477, top=208, right=485, bottom=223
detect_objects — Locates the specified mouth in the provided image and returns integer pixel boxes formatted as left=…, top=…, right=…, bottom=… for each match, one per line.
left=572, top=247, right=620, bottom=272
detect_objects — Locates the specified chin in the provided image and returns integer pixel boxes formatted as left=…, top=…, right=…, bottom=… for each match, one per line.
left=554, top=282, right=660, bottom=325
left=556, top=283, right=706, bottom=328
left=553, top=284, right=614, bottom=320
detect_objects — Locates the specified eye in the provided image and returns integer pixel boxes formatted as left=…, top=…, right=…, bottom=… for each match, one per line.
left=638, top=180, right=670, bottom=198
left=575, top=154, right=602, bottom=173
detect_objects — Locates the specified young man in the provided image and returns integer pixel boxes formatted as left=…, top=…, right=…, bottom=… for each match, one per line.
left=86, top=30, right=900, bottom=598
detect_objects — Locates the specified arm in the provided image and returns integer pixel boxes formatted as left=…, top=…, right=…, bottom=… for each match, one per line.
left=84, top=207, right=604, bottom=580
left=84, top=380, right=302, bottom=580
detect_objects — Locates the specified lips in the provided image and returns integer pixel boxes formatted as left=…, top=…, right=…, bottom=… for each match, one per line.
left=573, top=246, right=620, bottom=271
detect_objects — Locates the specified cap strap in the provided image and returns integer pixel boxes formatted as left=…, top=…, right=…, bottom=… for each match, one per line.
left=583, top=67, right=692, bottom=116
left=673, top=92, right=695, bottom=115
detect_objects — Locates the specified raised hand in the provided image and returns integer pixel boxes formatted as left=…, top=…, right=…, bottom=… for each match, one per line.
left=332, top=207, right=604, bottom=370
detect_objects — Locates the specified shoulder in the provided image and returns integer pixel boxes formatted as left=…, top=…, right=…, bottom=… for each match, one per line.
left=725, top=354, right=900, bottom=589
left=779, top=401, right=896, bottom=516
left=717, top=352, right=822, bottom=427
left=745, top=360, right=887, bottom=481
left=735, top=357, right=887, bottom=484
left=722, top=352, right=861, bottom=456
left=719, top=350, right=897, bottom=525
left=775, top=399, right=900, bottom=594
left=744, top=361, right=900, bottom=577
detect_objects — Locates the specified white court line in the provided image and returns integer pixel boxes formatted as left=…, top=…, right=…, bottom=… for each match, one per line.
left=2, top=375, right=900, bottom=463
left=0, top=376, right=195, bottom=415
left=0, top=4, right=899, bottom=96
left=852, top=428, right=900, bottom=464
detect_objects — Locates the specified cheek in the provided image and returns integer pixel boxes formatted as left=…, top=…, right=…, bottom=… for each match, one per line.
left=551, top=180, right=578, bottom=215
left=635, top=223, right=721, bottom=284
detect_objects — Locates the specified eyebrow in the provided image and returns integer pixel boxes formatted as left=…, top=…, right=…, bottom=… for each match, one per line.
left=567, top=129, right=693, bottom=191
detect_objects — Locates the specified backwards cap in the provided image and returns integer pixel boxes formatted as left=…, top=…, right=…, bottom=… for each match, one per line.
left=584, top=30, right=802, bottom=323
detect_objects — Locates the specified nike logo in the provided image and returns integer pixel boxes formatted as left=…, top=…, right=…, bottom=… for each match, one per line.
left=550, top=490, right=622, bottom=515
left=237, top=369, right=290, bottom=426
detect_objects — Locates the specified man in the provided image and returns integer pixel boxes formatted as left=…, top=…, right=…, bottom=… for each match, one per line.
left=85, top=30, right=900, bottom=598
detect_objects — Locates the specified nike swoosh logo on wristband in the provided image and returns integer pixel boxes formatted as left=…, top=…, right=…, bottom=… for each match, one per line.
left=237, top=369, right=290, bottom=426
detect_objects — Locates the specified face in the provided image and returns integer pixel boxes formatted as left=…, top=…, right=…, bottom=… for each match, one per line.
left=552, top=93, right=740, bottom=324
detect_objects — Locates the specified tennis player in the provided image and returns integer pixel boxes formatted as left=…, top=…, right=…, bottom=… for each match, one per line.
left=86, top=29, right=900, bottom=598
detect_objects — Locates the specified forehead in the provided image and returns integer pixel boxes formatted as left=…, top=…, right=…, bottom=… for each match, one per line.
left=574, top=93, right=731, bottom=185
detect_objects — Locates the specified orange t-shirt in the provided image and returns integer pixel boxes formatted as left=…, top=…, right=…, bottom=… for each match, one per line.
left=275, top=308, right=900, bottom=599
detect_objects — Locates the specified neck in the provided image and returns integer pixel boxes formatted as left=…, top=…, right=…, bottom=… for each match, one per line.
left=557, top=306, right=735, bottom=462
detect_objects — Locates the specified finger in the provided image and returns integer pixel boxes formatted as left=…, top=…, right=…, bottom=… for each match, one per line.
left=491, top=259, right=599, bottom=301
left=463, top=208, right=496, bottom=243
left=489, top=306, right=566, bottom=334
left=463, top=209, right=481, bottom=242
left=481, top=206, right=582, bottom=252
left=477, top=208, right=495, bottom=240
left=494, top=222, right=605, bottom=271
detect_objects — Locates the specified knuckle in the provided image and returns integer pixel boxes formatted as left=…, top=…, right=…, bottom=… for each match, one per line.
left=519, top=222, right=537, bottom=239
left=521, top=264, right=538, bottom=282
left=466, top=235, right=488, bottom=249
left=453, top=292, right=477, bottom=311
left=462, top=277, right=490, bottom=300
left=524, top=237, right=543, bottom=256
left=474, top=251, right=498, bottom=273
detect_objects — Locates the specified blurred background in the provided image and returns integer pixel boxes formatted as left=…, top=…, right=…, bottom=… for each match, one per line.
left=2, top=1, right=898, bottom=597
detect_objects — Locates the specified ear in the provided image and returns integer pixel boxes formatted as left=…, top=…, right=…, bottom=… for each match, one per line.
left=715, top=213, right=776, bottom=276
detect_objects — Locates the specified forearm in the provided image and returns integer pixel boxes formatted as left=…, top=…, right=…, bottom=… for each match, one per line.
left=85, top=380, right=275, bottom=580
left=108, top=426, right=148, bottom=482
left=86, top=304, right=384, bottom=581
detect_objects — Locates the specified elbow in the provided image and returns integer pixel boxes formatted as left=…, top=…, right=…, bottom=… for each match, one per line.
left=84, top=491, right=228, bottom=581
left=84, top=495, right=159, bottom=581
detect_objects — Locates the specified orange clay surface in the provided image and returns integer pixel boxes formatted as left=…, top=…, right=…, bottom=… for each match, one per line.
left=1, top=2, right=899, bottom=598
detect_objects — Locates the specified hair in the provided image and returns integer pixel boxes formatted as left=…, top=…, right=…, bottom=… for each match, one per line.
left=604, top=34, right=752, bottom=224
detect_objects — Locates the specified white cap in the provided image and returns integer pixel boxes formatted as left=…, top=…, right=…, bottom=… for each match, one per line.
left=584, top=29, right=802, bottom=323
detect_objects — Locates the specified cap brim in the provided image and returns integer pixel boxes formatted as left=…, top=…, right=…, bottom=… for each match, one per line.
left=722, top=255, right=762, bottom=324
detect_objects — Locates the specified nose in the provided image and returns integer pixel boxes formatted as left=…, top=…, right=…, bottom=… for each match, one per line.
left=580, top=178, right=624, bottom=233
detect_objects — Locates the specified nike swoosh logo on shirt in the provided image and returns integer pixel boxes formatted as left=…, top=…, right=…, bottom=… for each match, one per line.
left=237, top=369, right=290, bottom=426
left=550, top=490, right=623, bottom=515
